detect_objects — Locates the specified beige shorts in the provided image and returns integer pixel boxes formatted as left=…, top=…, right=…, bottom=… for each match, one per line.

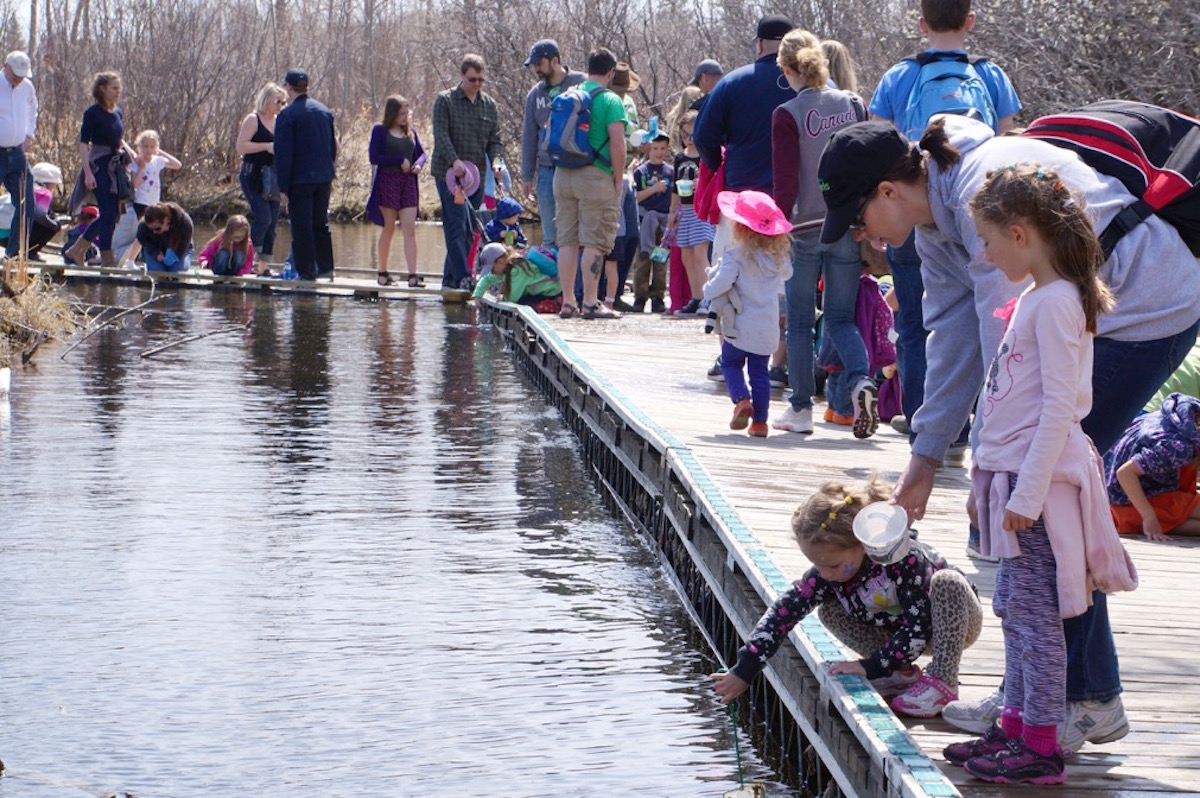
left=552, top=165, right=620, bottom=252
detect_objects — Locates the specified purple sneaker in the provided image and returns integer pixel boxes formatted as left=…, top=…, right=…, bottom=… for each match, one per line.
left=963, top=738, right=1066, bottom=785
left=944, top=724, right=1009, bottom=766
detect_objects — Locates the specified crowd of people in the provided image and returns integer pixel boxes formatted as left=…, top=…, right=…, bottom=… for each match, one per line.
left=3, top=0, right=1199, bottom=786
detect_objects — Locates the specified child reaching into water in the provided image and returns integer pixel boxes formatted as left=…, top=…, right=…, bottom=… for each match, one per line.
left=472, top=242, right=563, bottom=312
left=957, top=164, right=1136, bottom=783
left=710, top=478, right=982, bottom=717
left=198, top=215, right=263, bottom=277
left=1105, top=392, right=1200, bottom=540
left=702, top=190, right=793, bottom=438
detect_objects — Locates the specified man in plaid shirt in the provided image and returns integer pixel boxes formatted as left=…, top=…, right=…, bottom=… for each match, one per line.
left=432, top=53, right=506, bottom=290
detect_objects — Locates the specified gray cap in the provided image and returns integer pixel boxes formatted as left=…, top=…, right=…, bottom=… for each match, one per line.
left=691, top=59, right=723, bottom=85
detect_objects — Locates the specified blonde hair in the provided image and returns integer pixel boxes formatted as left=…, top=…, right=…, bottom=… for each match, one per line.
left=969, top=163, right=1115, bottom=333
left=210, top=214, right=252, bottom=258
left=135, top=129, right=160, bottom=148
left=821, top=39, right=858, bottom=94
left=776, top=29, right=826, bottom=89
left=732, top=220, right=792, bottom=262
left=255, top=82, right=286, bottom=114
left=791, top=478, right=891, bottom=550
left=673, top=109, right=698, bottom=151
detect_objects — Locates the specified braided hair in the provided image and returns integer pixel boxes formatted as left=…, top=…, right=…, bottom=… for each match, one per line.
left=791, top=477, right=891, bottom=550
left=969, top=163, right=1114, bottom=332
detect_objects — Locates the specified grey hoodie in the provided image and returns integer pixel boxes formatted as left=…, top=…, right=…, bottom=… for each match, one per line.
left=519, top=70, right=586, bottom=183
left=703, top=244, right=792, bottom=356
left=912, top=116, right=1200, bottom=461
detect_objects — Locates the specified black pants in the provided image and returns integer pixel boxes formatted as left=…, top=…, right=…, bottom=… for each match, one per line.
left=288, top=181, right=333, bottom=280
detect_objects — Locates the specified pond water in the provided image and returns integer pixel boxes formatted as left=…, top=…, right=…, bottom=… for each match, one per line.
left=0, top=283, right=793, bottom=797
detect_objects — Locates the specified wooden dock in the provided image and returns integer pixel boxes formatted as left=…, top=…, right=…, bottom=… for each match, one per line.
left=482, top=301, right=1200, bottom=798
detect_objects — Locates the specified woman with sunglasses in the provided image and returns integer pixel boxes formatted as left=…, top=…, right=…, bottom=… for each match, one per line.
left=236, top=82, right=287, bottom=258
left=816, top=116, right=1200, bottom=755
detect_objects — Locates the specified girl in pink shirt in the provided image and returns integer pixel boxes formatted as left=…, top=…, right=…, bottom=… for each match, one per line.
left=198, top=215, right=261, bottom=277
left=950, top=164, right=1133, bottom=785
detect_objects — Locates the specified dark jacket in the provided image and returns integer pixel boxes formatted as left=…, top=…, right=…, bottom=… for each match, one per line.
left=693, top=53, right=796, bottom=193
left=274, top=94, right=338, bottom=193
left=136, top=202, right=194, bottom=259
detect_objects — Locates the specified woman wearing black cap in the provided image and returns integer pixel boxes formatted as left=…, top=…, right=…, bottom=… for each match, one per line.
left=817, top=115, right=1200, bottom=753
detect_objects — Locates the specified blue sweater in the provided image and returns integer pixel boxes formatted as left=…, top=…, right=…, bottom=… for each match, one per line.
left=274, top=95, right=337, bottom=193
left=693, top=54, right=796, bottom=193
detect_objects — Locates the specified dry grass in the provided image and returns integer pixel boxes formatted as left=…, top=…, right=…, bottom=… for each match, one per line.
left=0, top=277, right=78, bottom=366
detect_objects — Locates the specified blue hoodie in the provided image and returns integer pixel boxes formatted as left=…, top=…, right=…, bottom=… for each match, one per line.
left=911, top=116, right=1200, bottom=462
left=1105, top=392, right=1200, bottom=504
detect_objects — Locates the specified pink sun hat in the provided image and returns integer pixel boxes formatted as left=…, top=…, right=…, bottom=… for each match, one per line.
left=717, top=190, right=792, bottom=236
left=445, top=162, right=481, bottom=197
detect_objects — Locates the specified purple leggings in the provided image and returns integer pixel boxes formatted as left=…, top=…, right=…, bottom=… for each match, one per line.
left=721, top=340, right=770, bottom=423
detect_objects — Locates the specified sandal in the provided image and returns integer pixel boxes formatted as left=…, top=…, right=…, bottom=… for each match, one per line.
left=558, top=304, right=579, bottom=319
left=581, top=303, right=620, bottom=320
left=407, top=274, right=426, bottom=288
left=378, top=271, right=398, bottom=286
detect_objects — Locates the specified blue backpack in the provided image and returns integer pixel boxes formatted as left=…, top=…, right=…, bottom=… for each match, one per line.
left=899, top=52, right=998, bottom=141
left=547, top=84, right=611, bottom=169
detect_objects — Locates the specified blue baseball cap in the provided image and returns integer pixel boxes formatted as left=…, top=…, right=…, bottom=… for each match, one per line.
left=524, top=39, right=560, bottom=67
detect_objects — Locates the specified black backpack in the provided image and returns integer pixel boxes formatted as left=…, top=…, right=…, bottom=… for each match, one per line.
left=1022, top=100, right=1200, bottom=257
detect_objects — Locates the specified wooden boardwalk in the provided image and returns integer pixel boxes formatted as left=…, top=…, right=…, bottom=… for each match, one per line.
left=537, top=311, right=1200, bottom=798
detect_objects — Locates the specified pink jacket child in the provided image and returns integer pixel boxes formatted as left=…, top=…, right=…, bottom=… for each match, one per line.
left=197, top=216, right=258, bottom=276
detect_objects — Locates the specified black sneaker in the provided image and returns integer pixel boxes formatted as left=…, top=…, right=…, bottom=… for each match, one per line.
left=613, top=298, right=637, bottom=313
left=944, top=724, right=1010, bottom=766
left=673, top=298, right=702, bottom=316
left=707, top=356, right=724, bottom=382
left=768, top=366, right=788, bottom=388
left=650, top=298, right=666, bottom=313
left=632, top=297, right=647, bottom=313
left=963, top=738, right=1066, bottom=785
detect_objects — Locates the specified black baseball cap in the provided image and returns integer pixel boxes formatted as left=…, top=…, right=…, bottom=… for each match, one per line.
left=283, top=69, right=309, bottom=88
left=754, top=14, right=794, bottom=41
left=818, top=122, right=912, bottom=243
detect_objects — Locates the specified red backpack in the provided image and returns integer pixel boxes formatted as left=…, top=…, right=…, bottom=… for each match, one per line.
left=1022, top=100, right=1200, bottom=257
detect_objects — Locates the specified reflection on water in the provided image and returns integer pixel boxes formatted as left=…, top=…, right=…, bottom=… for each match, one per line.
left=0, top=285, right=793, bottom=797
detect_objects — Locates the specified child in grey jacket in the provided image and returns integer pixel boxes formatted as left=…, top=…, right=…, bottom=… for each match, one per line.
left=703, top=190, right=793, bottom=437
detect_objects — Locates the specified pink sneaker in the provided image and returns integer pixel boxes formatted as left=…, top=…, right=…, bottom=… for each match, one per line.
left=892, top=672, right=958, bottom=718
left=869, top=665, right=922, bottom=699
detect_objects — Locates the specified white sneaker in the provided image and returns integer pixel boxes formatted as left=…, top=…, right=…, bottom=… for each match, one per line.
left=851, top=376, right=879, bottom=439
left=943, top=686, right=1004, bottom=734
left=772, top=405, right=813, bottom=434
left=1059, top=696, right=1129, bottom=756
left=943, top=441, right=969, bottom=468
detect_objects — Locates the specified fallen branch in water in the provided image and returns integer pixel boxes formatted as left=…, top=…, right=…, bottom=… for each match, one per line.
left=59, top=294, right=166, bottom=359
left=139, top=321, right=251, bottom=358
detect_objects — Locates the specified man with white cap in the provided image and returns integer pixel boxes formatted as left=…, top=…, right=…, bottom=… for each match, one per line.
left=0, top=51, right=38, bottom=258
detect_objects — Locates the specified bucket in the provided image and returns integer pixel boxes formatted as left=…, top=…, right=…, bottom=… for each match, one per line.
left=852, top=502, right=911, bottom=564
left=677, top=178, right=695, bottom=198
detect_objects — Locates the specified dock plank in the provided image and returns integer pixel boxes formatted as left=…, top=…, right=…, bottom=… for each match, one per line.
left=544, top=312, right=1200, bottom=796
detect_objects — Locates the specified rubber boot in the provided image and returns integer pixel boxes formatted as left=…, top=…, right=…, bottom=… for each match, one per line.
left=63, top=235, right=92, bottom=265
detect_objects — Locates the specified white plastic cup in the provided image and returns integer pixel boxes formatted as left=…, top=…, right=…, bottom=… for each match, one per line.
left=677, top=179, right=695, bottom=198
left=852, top=502, right=911, bottom=564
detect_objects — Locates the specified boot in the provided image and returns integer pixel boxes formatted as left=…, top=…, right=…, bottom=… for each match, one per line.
left=100, top=250, right=115, bottom=269
left=63, top=235, right=92, bottom=265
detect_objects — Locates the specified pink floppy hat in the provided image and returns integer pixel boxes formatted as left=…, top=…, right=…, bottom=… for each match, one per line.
left=717, top=190, right=792, bottom=236
left=445, top=162, right=481, bottom=196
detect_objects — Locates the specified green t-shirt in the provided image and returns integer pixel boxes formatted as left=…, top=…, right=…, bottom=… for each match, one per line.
left=1146, top=338, right=1200, bottom=412
left=582, top=80, right=627, bottom=176
left=472, top=259, right=561, bottom=303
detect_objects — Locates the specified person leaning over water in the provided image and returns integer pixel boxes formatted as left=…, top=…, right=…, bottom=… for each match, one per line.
left=817, top=117, right=1200, bottom=754
left=137, top=201, right=194, bottom=273
left=235, top=82, right=287, bottom=258
left=64, top=71, right=137, bottom=269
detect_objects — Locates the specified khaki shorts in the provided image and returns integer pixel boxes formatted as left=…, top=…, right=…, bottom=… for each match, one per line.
left=552, top=165, right=620, bottom=252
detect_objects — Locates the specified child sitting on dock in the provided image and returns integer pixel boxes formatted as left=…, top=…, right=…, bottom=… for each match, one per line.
left=1105, top=392, right=1200, bottom=540
left=472, top=242, right=563, bottom=313
left=198, top=215, right=268, bottom=277
left=62, top=206, right=100, bottom=265
left=711, top=478, right=983, bottom=720
left=483, top=197, right=527, bottom=248
left=702, top=190, right=793, bottom=437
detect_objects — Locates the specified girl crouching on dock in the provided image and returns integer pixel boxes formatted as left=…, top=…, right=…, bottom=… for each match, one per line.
left=711, top=478, right=982, bottom=719
left=472, top=243, right=563, bottom=313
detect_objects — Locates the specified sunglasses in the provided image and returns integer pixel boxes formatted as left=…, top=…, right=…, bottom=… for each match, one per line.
left=464, top=76, right=485, bottom=84
left=848, top=189, right=878, bottom=233
left=274, top=98, right=286, bottom=106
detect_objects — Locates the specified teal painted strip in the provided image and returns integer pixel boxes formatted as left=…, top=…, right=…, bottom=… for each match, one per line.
left=509, top=305, right=959, bottom=798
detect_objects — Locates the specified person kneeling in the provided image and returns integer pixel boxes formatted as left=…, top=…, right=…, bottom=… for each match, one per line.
left=138, top=202, right=194, bottom=272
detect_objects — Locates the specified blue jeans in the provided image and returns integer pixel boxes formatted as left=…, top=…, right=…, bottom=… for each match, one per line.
left=1058, top=317, right=1200, bottom=703
left=436, top=175, right=484, bottom=289
left=239, top=163, right=282, bottom=256
left=721, top=340, right=770, bottom=422
left=0, top=147, right=33, bottom=257
left=145, top=249, right=190, bottom=273
left=82, top=158, right=120, bottom=250
left=536, top=164, right=557, bottom=249
left=288, top=181, right=334, bottom=280
left=211, top=249, right=247, bottom=276
left=887, top=233, right=926, bottom=420
left=785, top=234, right=867, bottom=412
left=825, top=369, right=852, bottom=416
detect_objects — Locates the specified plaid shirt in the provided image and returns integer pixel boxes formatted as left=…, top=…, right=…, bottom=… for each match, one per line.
left=431, top=84, right=504, bottom=177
